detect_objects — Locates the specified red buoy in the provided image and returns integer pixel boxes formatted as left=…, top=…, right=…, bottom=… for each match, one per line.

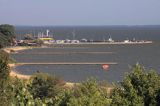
left=102, top=64, right=109, bottom=70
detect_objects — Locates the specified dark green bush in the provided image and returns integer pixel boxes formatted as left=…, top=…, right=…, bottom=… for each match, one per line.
left=29, top=72, right=65, bottom=99
left=111, top=64, right=160, bottom=106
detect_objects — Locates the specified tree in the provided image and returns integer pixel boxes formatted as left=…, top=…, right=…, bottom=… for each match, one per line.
left=67, top=79, right=111, bottom=106
left=0, top=24, right=15, bottom=38
left=0, top=33, right=9, bottom=48
left=24, top=34, right=33, bottom=40
left=0, top=59, right=10, bottom=83
left=0, top=24, right=15, bottom=47
left=11, top=78, right=35, bottom=106
left=29, top=72, right=65, bottom=99
left=0, top=32, right=10, bottom=48
left=33, top=39, right=44, bottom=46
left=0, top=50, right=12, bottom=106
left=0, top=50, right=10, bottom=85
left=111, top=64, right=160, bottom=106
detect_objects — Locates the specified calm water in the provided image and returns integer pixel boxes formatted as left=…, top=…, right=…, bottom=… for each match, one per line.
left=12, top=26, right=160, bottom=83
left=16, top=26, right=160, bottom=41
left=11, top=43, right=160, bottom=83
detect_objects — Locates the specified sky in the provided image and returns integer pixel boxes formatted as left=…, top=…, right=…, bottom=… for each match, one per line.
left=0, top=0, right=160, bottom=26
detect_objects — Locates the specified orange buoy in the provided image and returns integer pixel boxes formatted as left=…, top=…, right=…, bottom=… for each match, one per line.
left=102, top=64, right=109, bottom=70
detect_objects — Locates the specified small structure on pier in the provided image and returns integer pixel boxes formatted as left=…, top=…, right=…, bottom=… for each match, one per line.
left=37, top=30, right=54, bottom=44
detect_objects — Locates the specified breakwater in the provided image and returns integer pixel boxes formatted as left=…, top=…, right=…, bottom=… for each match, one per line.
left=15, top=62, right=118, bottom=65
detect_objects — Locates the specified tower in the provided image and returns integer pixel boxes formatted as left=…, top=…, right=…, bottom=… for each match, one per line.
left=46, top=29, right=49, bottom=37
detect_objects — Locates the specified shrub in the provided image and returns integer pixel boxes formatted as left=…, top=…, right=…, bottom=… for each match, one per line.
left=0, top=50, right=12, bottom=106
left=111, top=64, right=160, bottom=106
left=67, top=79, right=111, bottom=106
left=29, top=72, right=65, bottom=99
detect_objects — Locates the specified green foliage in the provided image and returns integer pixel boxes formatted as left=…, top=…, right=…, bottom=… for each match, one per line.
left=0, top=50, right=10, bottom=85
left=0, top=49, right=16, bottom=64
left=11, top=78, right=35, bottom=106
left=0, top=24, right=15, bottom=48
left=0, top=50, right=13, bottom=106
left=111, top=64, right=160, bottom=106
left=53, top=90, right=72, bottom=106
left=29, top=72, right=65, bottom=100
left=0, top=84, right=13, bottom=106
left=0, top=50, right=14, bottom=85
left=0, top=24, right=15, bottom=37
left=0, top=33, right=10, bottom=48
left=67, top=79, right=111, bottom=106
left=0, top=50, right=10, bottom=62
left=0, top=59, right=10, bottom=83
left=7, top=77, right=48, bottom=106
left=24, top=34, right=33, bottom=40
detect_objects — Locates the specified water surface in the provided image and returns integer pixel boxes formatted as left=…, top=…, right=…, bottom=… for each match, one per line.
left=11, top=43, right=160, bottom=83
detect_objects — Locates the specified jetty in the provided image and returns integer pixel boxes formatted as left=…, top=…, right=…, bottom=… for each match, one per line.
left=16, top=62, right=118, bottom=65
left=17, top=52, right=114, bottom=55
left=53, top=41, right=153, bottom=45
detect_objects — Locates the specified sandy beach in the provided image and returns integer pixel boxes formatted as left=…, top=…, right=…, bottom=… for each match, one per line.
left=3, top=46, right=32, bottom=79
left=8, top=63, right=76, bottom=88
left=3, top=46, right=32, bottom=53
left=9, top=63, right=30, bottom=79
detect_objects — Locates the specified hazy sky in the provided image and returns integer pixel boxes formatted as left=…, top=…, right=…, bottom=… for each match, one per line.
left=0, top=0, right=160, bottom=26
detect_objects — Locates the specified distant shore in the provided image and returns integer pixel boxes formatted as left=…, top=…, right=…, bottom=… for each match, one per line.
left=52, top=41, right=153, bottom=45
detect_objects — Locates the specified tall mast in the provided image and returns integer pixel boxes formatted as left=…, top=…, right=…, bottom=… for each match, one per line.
left=46, top=29, right=49, bottom=37
left=72, top=30, right=76, bottom=40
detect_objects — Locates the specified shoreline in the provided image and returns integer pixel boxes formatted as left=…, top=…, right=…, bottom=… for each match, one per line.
left=4, top=46, right=33, bottom=79
left=9, top=65, right=113, bottom=91
left=9, top=63, right=30, bottom=79
left=3, top=46, right=33, bottom=53
left=9, top=63, right=75, bottom=87
left=2, top=40, right=153, bottom=54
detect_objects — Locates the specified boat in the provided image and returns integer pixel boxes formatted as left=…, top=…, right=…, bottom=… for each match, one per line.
left=108, top=36, right=114, bottom=42
left=102, top=64, right=109, bottom=70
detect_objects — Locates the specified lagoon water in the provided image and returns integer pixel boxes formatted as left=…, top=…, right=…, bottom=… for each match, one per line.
left=12, top=26, right=160, bottom=83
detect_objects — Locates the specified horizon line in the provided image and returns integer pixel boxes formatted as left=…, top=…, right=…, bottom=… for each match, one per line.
left=14, top=24, right=160, bottom=27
